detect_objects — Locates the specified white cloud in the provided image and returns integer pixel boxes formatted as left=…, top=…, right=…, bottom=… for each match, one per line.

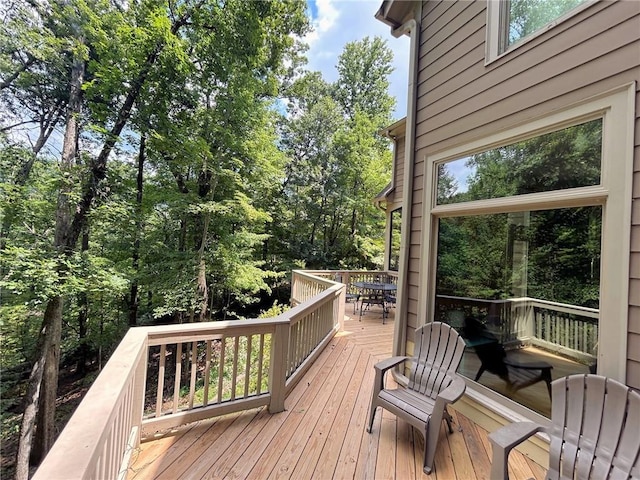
left=303, top=0, right=410, bottom=120
left=306, top=0, right=340, bottom=47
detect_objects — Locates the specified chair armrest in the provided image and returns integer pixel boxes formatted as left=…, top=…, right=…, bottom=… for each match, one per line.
left=374, top=356, right=408, bottom=374
left=372, top=356, right=408, bottom=397
left=432, top=375, right=466, bottom=423
left=489, top=422, right=544, bottom=480
left=437, top=375, right=466, bottom=405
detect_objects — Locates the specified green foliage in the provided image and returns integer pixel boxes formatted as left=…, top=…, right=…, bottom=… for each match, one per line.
left=0, top=4, right=397, bottom=469
left=435, top=119, right=603, bottom=309
left=273, top=37, right=394, bottom=270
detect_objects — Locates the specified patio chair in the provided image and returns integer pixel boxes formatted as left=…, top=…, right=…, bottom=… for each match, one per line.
left=359, top=290, right=387, bottom=322
left=334, top=273, right=359, bottom=314
left=463, top=317, right=553, bottom=398
left=366, top=322, right=467, bottom=474
left=489, top=374, right=640, bottom=480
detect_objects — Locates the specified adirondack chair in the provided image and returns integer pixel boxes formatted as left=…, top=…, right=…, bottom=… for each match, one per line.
left=489, top=374, right=640, bottom=479
left=366, top=322, right=467, bottom=474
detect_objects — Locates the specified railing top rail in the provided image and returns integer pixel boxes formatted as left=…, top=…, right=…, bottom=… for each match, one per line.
left=292, top=269, right=338, bottom=285
left=436, top=294, right=599, bottom=317
left=284, top=283, right=343, bottom=323
left=143, top=317, right=285, bottom=346
left=32, top=328, right=148, bottom=480
left=525, top=297, right=599, bottom=316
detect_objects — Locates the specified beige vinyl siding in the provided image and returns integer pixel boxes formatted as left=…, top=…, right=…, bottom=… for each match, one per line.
left=407, top=0, right=640, bottom=388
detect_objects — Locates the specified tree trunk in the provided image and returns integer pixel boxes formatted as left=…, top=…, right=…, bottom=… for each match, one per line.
left=129, top=135, right=146, bottom=326
left=16, top=8, right=190, bottom=475
left=197, top=215, right=210, bottom=322
left=15, top=43, right=84, bottom=478
left=14, top=297, right=62, bottom=480
left=31, top=295, right=63, bottom=464
left=76, top=228, right=90, bottom=374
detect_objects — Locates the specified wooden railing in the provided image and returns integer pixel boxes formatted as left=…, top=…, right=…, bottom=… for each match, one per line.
left=528, top=298, right=598, bottom=363
left=435, top=294, right=599, bottom=363
left=32, top=269, right=354, bottom=480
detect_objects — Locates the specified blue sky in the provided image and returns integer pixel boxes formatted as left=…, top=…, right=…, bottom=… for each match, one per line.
left=304, top=0, right=410, bottom=120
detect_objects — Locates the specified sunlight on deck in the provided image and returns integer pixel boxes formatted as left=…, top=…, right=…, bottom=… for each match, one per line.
left=127, top=308, right=547, bottom=479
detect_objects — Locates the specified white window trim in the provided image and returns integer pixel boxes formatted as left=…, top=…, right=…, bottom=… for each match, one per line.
left=485, top=0, right=598, bottom=64
left=420, top=84, right=635, bottom=410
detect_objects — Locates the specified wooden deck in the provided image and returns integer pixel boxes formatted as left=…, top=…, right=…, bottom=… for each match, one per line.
left=127, top=309, right=546, bottom=479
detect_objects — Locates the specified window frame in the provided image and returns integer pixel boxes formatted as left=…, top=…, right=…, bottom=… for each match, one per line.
left=485, top=0, right=598, bottom=64
left=388, top=207, right=402, bottom=272
left=419, top=85, right=635, bottom=411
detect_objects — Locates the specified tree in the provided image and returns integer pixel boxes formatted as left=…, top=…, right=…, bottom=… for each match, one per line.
left=334, top=36, right=395, bottom=125
left=275, top=37, right=395, bottom=270
left=2, top=1, right=309, bottom=475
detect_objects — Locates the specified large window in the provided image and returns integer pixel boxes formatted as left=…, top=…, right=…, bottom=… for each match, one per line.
left=424, top=86, right=633, bottom=418
left=435, top=208, right=601, bottom=416
left=486, top=0, right=593, bottom=62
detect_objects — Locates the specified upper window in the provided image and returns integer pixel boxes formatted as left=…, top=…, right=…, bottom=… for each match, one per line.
left=436, top=119, right=602, bottom=205
left=486, top=0, right=593, bottom=63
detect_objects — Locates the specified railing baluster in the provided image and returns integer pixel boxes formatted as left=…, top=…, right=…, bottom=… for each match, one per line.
left=245, top=335, right=252, bottom=398
left=189, top=341, right=197, bottom=409
left=257, top=334, right=265, bottom=394
left=173, top=342, right=182, bottom=414
left=203, top=340, right=211, bottom=406
left=156, top=344, right=166, bottom=418
left=217, top=337, right=225, bottom=404
left=231, top=336, right=240, bottom=401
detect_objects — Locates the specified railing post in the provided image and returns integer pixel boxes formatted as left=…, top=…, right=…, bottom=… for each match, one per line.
left=132, top=343, right=148, bottom=446
left=337, top=285, right=346, bottom=331
left=291, top=271, right=299, bottom=306
left=269, top=322, right=290, bottom=413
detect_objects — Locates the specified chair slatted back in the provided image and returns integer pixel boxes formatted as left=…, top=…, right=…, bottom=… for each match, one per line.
left=548, top=374, right=640, bottom=479
left=408, top=322, right=466, bottom=400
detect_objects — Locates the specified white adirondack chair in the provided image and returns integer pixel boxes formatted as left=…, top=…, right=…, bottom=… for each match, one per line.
left=366, top=321, right=467, bottom=474
left=489, top=374, right=640, bottom=479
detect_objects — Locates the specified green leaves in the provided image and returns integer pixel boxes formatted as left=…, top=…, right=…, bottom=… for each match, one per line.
left=275, top=37, right=394, bottom=270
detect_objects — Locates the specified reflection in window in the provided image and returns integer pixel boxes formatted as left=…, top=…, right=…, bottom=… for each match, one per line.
left=436, top=118, right=601, bottom=205
left=435, top=207, right=601, bottom=417
left=506, top=0, right=588, bottom=48
left=389, top=208, right=402, bottom=271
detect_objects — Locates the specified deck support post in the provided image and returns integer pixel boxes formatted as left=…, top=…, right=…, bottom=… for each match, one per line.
left=269, top=323, right=290, bottom=413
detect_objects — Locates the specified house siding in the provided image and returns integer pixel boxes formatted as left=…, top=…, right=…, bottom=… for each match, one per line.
left=406, top=0, right=640, bottom=388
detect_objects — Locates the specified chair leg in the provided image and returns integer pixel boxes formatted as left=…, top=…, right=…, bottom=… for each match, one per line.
left=366, top=404, right=377, bottom=433
left=423, top=423, right=438, bottom=475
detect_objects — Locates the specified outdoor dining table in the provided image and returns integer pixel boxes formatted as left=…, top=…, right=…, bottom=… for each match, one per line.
left=353, top=281, right=397, bottom=320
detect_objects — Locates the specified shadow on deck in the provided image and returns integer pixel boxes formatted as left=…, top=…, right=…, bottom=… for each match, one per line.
left=127, top=308, right=546, bottom=479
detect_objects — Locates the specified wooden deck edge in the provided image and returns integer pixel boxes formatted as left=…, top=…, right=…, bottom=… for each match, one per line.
left=140, top=395, right=270, bottom=438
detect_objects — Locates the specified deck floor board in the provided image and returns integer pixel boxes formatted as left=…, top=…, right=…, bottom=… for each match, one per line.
left=127, top=311, right=546, bottom=480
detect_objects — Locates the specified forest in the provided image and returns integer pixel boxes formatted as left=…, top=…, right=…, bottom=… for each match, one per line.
left=0, top=1, right=396, bottom=477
